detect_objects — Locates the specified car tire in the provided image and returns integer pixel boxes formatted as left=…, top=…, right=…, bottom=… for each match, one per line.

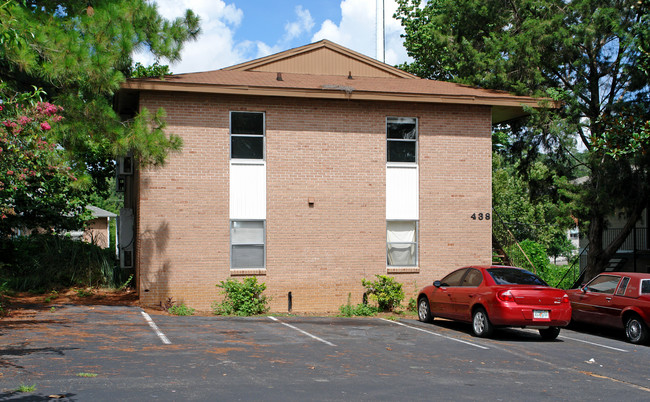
left=625, top=315, right=649, bottom=344
left=418, top=297, right=433, bottom=323
left=472, top=307, right=494, bottom=338
left=539, top=326, right=561, bottom=341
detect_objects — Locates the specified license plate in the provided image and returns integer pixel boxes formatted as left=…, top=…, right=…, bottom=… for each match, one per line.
left=533, top=310, right=549, bottom=319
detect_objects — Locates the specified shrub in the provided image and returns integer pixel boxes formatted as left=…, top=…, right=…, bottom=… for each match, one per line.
left=0, top=234, right=123, bottom=291
left=212, top=277, right=269, bottom=316
left=168, top=303, right=195, bottom=316
left=407, top=297, right=417, bottom=312
left=361, top=275, right=405, bottom=312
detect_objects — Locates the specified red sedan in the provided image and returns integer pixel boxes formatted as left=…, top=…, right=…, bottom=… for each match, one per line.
left=567, top=272, right=650, bottom=344
left=417, top=266, right=572, bottom=340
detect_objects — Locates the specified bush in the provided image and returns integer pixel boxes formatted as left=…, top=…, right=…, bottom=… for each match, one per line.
left=0, top=234, right=122, bottom=291
left=212, top=277, right=269, bottom=316
left=169, top=303, right=195, bottom=316
left=338, top=293, right=378, bottom=317
left=506, top=240, right=574, bottom=289
left=361, top=275, right=405, bottom=312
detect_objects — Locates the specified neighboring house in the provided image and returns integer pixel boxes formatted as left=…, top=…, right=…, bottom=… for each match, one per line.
left=13, top=205, right=117, bottom=250
left=117, top=40, right=546, bottom=312
left=67, top=205, right=117, bottom=250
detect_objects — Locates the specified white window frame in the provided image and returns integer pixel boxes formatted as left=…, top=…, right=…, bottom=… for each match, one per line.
left=230, top=220, right=266, bottom=269
left=386, top=116, right=418, bottom=164
left=386, top=220, right=418, bottom=267
left=230, top=111, right=265, bottom=161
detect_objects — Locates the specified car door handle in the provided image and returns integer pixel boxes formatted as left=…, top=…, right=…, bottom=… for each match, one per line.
left=468, top=294, right=474, bottom=298
left=605, top=297, right=612, bottom=301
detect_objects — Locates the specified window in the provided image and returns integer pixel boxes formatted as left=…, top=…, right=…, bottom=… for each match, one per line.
left=231, top=220, right=265, bottom=269
left=387, top=220, right=417, bottom=266
left=487, top=268, right=548, bottom=286
left=230, top=111, right=264, bottom=159
left=584, top=275, right=620, bottom=294
left=641, top=279, right=650, bottom=295
left=440, top=268, right=468, bottom=287
left=616, top=277, right=630, bottom=296
left=461, top=269, right=483, bottom=287
left=387, top=117, right=417, bottom=163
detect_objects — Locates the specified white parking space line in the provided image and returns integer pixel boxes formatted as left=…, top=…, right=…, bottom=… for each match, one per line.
left=380, top=319, right=489, bottom=350
left=559, top=335, right=629, bottom=352
left=268, top=316, right=336, bottom=346
left=140, top=311, right=171, bottom=345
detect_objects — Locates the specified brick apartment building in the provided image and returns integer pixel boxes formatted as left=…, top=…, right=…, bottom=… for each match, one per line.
left=117, top=40, right=544, bottom=313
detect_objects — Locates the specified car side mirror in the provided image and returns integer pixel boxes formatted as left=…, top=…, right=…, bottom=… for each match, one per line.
left=434, top=280, right=441, bottom=288
left=580, top=285, right=587, bottom=293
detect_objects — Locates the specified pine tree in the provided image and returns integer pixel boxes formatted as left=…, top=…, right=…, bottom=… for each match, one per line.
left=0, top=1, right=200, bottom=234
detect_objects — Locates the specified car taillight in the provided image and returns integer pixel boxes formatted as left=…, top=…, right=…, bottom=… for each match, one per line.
left=497, top=290, right=515, bottom=302
left=561, top=294, right=569, bottom=303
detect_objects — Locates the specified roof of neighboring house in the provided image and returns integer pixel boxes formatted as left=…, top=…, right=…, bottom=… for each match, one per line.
left=87, top=205, right=117, bottom=218
left=120, top=40, right=555, bottom=124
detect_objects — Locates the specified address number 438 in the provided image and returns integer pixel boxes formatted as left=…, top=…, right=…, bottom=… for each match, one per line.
left=471, top=213, right=491, bottom=220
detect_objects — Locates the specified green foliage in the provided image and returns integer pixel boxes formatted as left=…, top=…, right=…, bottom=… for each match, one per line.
left=407, top=297, right=417, bottom=312
left=0, top=1, right=200, bottom=231
left=338, top=293, right=379, bottom=317
left=212, top=277, right=269, bottom=316
left=361, top=275, right=405, bottom=312
left=16, top=384, right=35, bottom=393
left=75, top=288, right=93, bottom=298
left=537, top=264, right=575, bottom=290
left=396, top=0, right=650, bottom=280
left=507, top=239, right=550, bottom=274
left=76, top=373, right=98, bottom=378
left=118, top=274, right=134, bottom=291
left=130, top=62, right=172, bottom=79
left=0, top=234, right=123, bottom=291
left=43, top=290, right=58, bottom=303
left=168, top=303, right=195, bottom=316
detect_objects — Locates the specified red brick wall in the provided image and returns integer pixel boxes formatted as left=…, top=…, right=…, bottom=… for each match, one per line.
left=136, top=91, right=492, bottom=313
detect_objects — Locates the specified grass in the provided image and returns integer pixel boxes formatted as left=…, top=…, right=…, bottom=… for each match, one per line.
left=16, top=384, right=36, bottom=392
left=76, top=373, right=97, bottom=377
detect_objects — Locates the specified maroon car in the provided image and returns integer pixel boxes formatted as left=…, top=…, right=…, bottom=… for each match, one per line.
left=417, top=266, right=572, bottom=340
left=567, top=272, right=650, bottom=344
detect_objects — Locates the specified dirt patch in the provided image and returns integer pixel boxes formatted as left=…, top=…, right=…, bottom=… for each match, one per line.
left=2, top=288, right=140, bottom=320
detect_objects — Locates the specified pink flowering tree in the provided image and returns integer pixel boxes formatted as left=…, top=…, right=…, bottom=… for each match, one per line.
left=0, top=90, right=89, bottom=236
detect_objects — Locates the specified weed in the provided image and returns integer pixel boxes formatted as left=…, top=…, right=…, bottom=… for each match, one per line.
left=338, top=293, right=378, bottom=317
left=76, top=373, right=97, bottom=377
left=160, top=297, right=175, bottom=310
left=407, top=297, right=417, bottom=312
left=17, top=384, right=35, bottom=392
left=44, top=290, right=59, bottom=303
left=50, top=306, right=56, bottom=313
left=75, top=288, right=93, bottom=297
left=361, top=275, right=405, bottom=312
left=168, top=303, right=195, bottom=316
left=118, top=274, right=133, bottom=291
left=212, top=277, right=269, bottom=316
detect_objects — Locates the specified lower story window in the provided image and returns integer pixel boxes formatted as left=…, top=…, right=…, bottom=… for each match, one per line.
left=231, top=220, right=265, bottom=269
left=387, top=220, right=418, bottom=266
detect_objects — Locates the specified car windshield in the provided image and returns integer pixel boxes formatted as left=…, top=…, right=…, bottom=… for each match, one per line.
left=487, top=268, right=548, bottom=286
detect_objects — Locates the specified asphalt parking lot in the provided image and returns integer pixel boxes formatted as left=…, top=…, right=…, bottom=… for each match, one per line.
left=1, top=305, right=649, bottom=401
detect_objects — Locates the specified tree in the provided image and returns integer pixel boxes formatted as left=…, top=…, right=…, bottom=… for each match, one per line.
left=396, top=0, right=650, bottom=281
left=0, top=1, right=200, bottom=234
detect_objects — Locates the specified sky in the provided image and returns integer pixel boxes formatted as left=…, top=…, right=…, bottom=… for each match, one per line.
left=135, top=0, right=411, bottom=74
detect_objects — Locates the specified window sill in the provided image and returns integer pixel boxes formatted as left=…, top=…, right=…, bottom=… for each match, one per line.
left=387, top=267, right=420, bottom=274
left=230, top=159, right=266, bottom=166
left=230, top=269, right=267, bottom=276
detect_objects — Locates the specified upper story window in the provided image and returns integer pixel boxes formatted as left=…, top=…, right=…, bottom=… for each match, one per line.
left=387, top=117, right=417, bottom=163
left=231, top=111, right=265, bottom=160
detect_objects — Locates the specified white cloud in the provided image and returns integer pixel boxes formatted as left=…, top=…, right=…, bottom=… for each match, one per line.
left=311, top=0, right=410, bottom=66
left=136, top=1, right=409, bottom=74
left=283, top=6, right=315, bottom=43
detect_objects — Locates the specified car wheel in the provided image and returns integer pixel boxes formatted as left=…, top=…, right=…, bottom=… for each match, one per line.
left=472, top=307, right=494, bottom=338
left=625, top=315, right=649, bottom=344
left=418, top=297, right=433, bottom=323
left=539, top=326, right=561, bottom=341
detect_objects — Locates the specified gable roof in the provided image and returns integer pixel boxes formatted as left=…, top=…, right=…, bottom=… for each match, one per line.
left=222, top=40, right=416, bottom=79
left=120, top=41, right=555, bottom=124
